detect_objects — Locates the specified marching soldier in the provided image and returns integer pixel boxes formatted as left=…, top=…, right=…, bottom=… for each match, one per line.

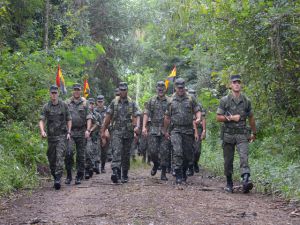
left=216, top=75, right=257, bottom=193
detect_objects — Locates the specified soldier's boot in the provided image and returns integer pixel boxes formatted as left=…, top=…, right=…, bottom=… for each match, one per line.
left=194, top=162, right=200, bottom=173
left=182, top=167, right=188, bottom=182
left=65, top=170, right=72, bottom=185
left=187, top=165, right=194, bottom=177
left=121, top=170, right=129, bottom=183
left=150, top=162, right=159, bottom=176
left=75, top=172, right=83, bottom=185
left=94, top=162, right=100, bottom=174
left=160, top=166, right=168, bottom=181
left=175, top=169, right=183, bottom=184
left=242, top=173, right=253, bottom=193
left=54, top=174, right=61, bottom=190
left=224, top=175, right=233, bottom=193
left=89, top=169, right=93, bottom=178
left=166, top=165, right=171, bottom=174
left=101, top=163, right=106, bottom=174
left=111, top=168, right=120, bottom=184
left=85, top=169, right=90, bottom=180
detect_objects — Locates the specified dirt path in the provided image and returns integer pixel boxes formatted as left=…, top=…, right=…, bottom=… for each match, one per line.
left=0, top=163, right=299, bottom=225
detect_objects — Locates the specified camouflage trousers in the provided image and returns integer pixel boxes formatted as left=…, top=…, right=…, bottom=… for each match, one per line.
left=170, top=131, right=194, bottom=170
left=111, top=134, right=133, bottom=171
left=222, top=138, right=250, bottom=177
left=148, top=135, right=170, bottom=167
left=86, top=137, right=100, bottom=171
left=193, top=135, right=202, bottom=164
left=47, top=136, right=66, bottom=178
left=65, top=135, right=86, bottom=174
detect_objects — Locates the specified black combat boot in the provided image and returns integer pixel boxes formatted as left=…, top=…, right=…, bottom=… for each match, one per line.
left=65, top=170, right=72, bottom=185
left=242, top=173, right=253, bottom=193
left=75, top=172, right=83, bottom=185
left=111, top=168, right=120, bottom=183
left=175, top=168, right=183, bottom=184
left=101, top=163, right=106, bottom=174
left=94, top=162, right=100, bottom=174
left=160, top=166, right=168, bottom=181
left=85, top=169, right=90, bottom=180
left=182, top=166, right=188, bottom=182
left=121, top=170, right=129, bottom=183
left=194, top=162, right=200, bottom=173
left=151, top=162, right=159, bottom=176
left=224, top=175, right=233, bottom=193
left=89, top=169, right=93, bottom=178
left=187, top=165, right=194, bottom=177
left=54, top=174, right=61, bottom=190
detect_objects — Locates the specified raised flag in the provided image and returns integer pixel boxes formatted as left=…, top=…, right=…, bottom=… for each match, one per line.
left=165, top=65, right=176, bottom=90
left=56, top=65, right=67, bottom=94
left=83, top=79, right=90, bottom=98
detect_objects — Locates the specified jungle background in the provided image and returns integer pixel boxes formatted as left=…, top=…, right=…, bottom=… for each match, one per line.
left=0, top=0, right=299, bottom=199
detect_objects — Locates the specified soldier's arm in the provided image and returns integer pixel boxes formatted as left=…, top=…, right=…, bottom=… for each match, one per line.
left=248, top=100, right=256, bottom=141
left=39, top=105, right=47, bottom=138
left=216, top=98, right=229, bottom=122
left=101, top=114, right=112, bottom=133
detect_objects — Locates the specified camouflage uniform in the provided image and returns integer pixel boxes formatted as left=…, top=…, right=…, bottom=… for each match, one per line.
left=94, top=97, right=107, bottom=172
left=165, top=79, right=200, bottom=182
left=105, top=83, right=140, bottom=183
left=193, top=108, right=205, bottom=169
left=145, top=94, right=171, bottom=177
left=217, top=93, right=252, bottom=177
left=65, top=95, right=92, bottom=181
left=40, top=99, right=71, bottom=180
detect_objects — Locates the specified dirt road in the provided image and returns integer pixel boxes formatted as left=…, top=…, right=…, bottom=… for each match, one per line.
left=0, top=163, right=299, bottom=225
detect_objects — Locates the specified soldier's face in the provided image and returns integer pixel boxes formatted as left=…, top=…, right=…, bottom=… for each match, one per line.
left=230, top=80, right=241, bottom=92
left=89, top=103, right=95, bottom=110
left=50, top=91, right=59, bottom=101
left=97, top=100, right=104, bottom=107
left=73, top=89, right=81, bottom=98
left=157, top=87, right=165, bottom=97
left=119, top=89, right=127, bottom=98
left=176, top=86, right=185, bottom=96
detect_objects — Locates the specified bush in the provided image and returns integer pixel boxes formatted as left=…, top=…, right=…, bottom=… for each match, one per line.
left=0, top=122, right=47, bottom=196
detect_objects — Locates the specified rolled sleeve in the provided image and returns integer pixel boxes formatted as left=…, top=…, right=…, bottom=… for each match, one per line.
left=39, top=104, right=47, bottom=121
left=192, top=97, right=200, bottom=113
left=143, top=101, right=150, bottom=115
left=106, top=101, right=114, bottom=116
left=133, top=102, right=141, bottom=117
left=216, top=98, right=226, bottom=115
left=165, top=102, right=171, bottom=117
left=65, top=103, right=72, bottom=121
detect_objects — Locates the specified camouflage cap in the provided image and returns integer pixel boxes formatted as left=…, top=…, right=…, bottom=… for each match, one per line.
left=49, top=85, right=58, bottom=92
left=97, top=95, right=104, bottom=101
left=73, top=83, right=82, bottom=90
left=156, top=81, right=165, bottom=88
left=119, top=82, right=128, bottom=91
left=88, top=98, right=95, bottom=103
left=230, top=75, right=241, bottom=82
left=175, top=78, right=185, bottom=88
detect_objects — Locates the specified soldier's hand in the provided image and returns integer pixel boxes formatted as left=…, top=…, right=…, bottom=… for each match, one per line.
left=201, top=130, right=206, bottom=140
left=134, top=126, right=140, bottom=135
left=85, top=130, right=90, bottom=139
left=67, top=133, right=71, bottom=140
left=134, top=133, right=139, bottom=143
left=41, top=131, right=47, bottom=138
left=101, top=137, right=107, bottom=147
left=142, top=127, right=148, bottom=137
left=249, top=134, right=256, bottom=143
left=195, top=117, right=201, bottom=125
left=231, top=114, right=241, bottom=122
left=164, top=132, right=170, bottom=140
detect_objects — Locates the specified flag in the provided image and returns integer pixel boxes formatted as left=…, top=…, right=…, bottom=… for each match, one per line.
left=56, top=64, right=67, bottom=94
left=165, top=66, right=176, bottom=90
left=83, top=79, right=90, bottom=98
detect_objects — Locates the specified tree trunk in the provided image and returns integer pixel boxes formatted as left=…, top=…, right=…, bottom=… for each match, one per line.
left=43, top=0, right=50, bottom=50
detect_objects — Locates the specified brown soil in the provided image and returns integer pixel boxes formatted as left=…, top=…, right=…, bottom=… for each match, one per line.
left=0, top=163, right=299, bottom=225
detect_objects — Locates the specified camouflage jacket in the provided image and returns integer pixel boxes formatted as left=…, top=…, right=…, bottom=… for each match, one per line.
left=40, top=99, right=71, bottom=139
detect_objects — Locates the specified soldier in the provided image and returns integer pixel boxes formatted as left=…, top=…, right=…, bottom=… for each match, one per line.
left=39, top=85, right=72, bottom=190
left=187, top=89, right=206, bottom=175
left=163, top=78, right=201, bottom=184
left=142, top=81, right=170, bottom=181
left=101, top=82, right=140, bottom=183
left=65, top=83, right=92, bottom=185
left=85, top=98, right=97, bottom=178
left=216, top=75, right=257, bottom=193
left=94, top=95, right=108, bottom=173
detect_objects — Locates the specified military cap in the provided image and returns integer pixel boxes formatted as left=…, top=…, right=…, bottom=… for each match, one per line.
left=119, top=82, right=128, bottom=91
left=49, top=85, right=58, bottom=92
left=97, top=95, right=104, bottom=101
left=175, top=78, right=185, bottom=88
left=88, top=98, right=95, bottom=103
left=230, top=75, right=241, bottom=82
left=73, top=83, right=82, bottom=90
left=188, top=89, right=196, bottom=95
